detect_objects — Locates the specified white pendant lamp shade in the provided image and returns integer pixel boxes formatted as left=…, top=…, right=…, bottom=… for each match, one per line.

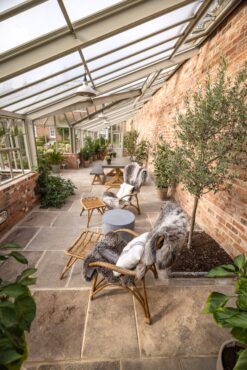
left=76, top=75, right=97, bottom=97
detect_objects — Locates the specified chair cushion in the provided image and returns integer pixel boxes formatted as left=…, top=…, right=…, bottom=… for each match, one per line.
left=114, top=232, right=149, bottom=276
left=116, top=182, right=134, bottom=201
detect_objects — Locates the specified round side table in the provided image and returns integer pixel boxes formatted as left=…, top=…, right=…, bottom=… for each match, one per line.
left=103, top=209, right=135, bottom=242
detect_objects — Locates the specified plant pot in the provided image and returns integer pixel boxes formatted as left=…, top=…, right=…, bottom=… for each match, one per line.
left=51, top=164, right=60, bottom=173
left=217, top=339, right=246, bottom=370
left=107, top=159, right=111, bottom=165
left=157, top=187, right=168, bottom=200
left=83, top=160, right=90, bottom=168
left=93, top=154, right=97, bottom=161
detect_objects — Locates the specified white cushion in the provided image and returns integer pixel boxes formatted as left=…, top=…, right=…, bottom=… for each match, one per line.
left=114, top=232, right=149, bottom=276
left=116, top=182, right=134, bottom=201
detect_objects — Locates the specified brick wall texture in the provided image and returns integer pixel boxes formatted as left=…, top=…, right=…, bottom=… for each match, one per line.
left=0, top=173, right=39, bottom=235
left=129, top=3, right=247, bottom=256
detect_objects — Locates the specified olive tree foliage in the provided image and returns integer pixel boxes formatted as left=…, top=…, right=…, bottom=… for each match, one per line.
left=175, top=60, right=247, bottom=248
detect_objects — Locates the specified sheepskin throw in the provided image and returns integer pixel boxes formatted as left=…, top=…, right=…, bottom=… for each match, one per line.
left=83, top=201, right=187, bottom=283
left=103, top=162, right=147, bottom=209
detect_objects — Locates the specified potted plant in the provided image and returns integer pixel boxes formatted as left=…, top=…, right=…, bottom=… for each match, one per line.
left=0, top=243, right=37, bottom=369
left=153, top=142, right=172, bottom=200
left=123, top=129, right=139, bottom=161
left=47, top=149, right=64, bottom=173
left=135, top=139, right=151, bottom=166
left=204, top=254, right=247, bottom=370
left=105, top=155, right=111, bottom=165
left=80, top=147, right=91, bottom=167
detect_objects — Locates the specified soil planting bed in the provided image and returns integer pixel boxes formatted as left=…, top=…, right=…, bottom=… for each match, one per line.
left=171, top=231, right=233, bottom=272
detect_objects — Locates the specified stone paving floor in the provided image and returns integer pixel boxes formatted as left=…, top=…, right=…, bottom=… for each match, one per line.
left=0, top=165, right=233, bottom=370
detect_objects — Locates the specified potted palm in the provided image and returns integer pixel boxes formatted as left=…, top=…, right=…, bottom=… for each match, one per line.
left=47, top=150, right=64, bottom=173
left=204, top=254, right=247, bottom=370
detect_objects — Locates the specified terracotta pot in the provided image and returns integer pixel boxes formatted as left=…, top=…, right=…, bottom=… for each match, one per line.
left=51, top=164, right=60, bottom=173
left=157, top=187, right=168, bottom=200
left=83, top=160, right=90, bottom=168
left=217, top=339, right=246, bottom=370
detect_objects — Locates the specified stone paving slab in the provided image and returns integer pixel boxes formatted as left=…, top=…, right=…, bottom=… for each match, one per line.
left=28, top=290, right=89, bottom=361
left=26, top=360, right=120, bottom=370
left=180, top=357, right=217, bottom=370
left=0, top=226, right=40, bottom=247
left=53, top=212, right=89, bottom=228
left=26, top=227, right=82, bottom=251
left=82, top=290, right=139, bottom=359
left=21, top=211, right=59, bottom=227
left=135, top=285, right=232, bottom=358
left=0, top=250, right=43, bottom=281
left=68, top=259, right=92, bottom=288
left=35, top=251, right=70, bottom=288
left=121, top=358, right=180, bottom=370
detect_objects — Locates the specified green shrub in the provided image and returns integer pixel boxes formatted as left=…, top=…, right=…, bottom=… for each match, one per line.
left=38, top=174, right=76, bottom=208
left=0, top=243, right=37, bottom=369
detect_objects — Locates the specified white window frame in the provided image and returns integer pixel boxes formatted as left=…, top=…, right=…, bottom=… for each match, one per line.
left=49, top=126, right=56, bottom=138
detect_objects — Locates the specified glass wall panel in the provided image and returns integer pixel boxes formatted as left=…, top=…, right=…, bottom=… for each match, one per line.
left=0, top=0, right=25, bottom=12
left=0, top=52, right=81, bottom=96
left=0, top=0, right=65, bottom=53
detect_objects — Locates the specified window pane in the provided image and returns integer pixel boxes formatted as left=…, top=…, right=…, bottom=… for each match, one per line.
left=1, top=65, right=84, bottom=107
left=96, top=49, right=173, bottom=85
left=0, top=0, right=25, bottom=12
left=91, top=39, right=177, bottom=79
left=83, top=2, right=199, bottom=60
left=63, top=0, right=122, bottom=22
left=0, top=52, right=82, bottom=96
left=0, top=0, right=66, bottom=53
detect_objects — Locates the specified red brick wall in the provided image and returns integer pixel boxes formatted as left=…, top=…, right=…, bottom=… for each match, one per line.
left=130, top=3, right=247, bottom=256
left=0, top=173, right=39, bottom=235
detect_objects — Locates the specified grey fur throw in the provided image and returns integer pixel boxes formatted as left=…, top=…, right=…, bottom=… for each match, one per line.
left=83, top=201, right=187, bottom=283
left=83, top=232, right=134, bottom=285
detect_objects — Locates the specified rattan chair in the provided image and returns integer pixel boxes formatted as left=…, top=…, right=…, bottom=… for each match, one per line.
left=61, top=228, right=158, bottom=324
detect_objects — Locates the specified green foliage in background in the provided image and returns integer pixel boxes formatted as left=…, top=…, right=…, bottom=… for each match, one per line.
left=204, top=254, right=247, bottom=370
left=123, top=129, right=139, bottom=160
left=0, top=244, right=37, bottom=369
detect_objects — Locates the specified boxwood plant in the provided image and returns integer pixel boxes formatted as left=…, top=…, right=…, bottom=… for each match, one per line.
left=204, top=254, right=247, bottom=370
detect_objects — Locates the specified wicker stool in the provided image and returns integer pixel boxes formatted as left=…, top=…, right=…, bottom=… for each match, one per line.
left=90, top=164, right=105, bottom=185
left=80, top=197, right=106, bottom=227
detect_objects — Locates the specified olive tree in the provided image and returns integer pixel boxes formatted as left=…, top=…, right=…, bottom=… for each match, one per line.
left=175, top=60, right=247, bottom=248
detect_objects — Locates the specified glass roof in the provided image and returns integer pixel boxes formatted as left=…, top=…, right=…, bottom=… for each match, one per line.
left=0, top=0, right=235, bottom=129
left=0, top=0, right=66, bottom=54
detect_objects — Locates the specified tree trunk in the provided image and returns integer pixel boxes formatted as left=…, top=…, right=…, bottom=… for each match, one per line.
left=187, top=195, right=199, bottom=249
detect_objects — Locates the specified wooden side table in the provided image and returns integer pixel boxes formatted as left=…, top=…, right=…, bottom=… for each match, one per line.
left=80, top=197, right=106, bottom=227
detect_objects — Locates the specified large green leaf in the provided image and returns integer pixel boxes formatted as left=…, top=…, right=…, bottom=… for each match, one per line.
left=0, top=244, right=22, bottom=250
left=231, top=327, right=247, bottom=345
left=204, top=292, right=229, bottom=313
left=207, top=266, right=234, bottom=277
left=0, top=284, right=29, bottom=298
left=0, top=349, right=22, bottom=365
left=226, top=312, right=247, bottom=329
left=236, top=278, right=247, bottom=293
left=237, top=292, right=247, bottom=311
left=213, top=307, right=239, bottom=327
left=8, top=252, right=28, bottom=265
left=221, top=264, right=236, bottom=272
left=0, top=306, right=18, bottom=328
left=234, top=348, right=247, bottom=370
left=234, top=255, right=246, bottom=271
left=15, top=295, right=36, bottom=331
left=16, top=268, right=37, bottom=286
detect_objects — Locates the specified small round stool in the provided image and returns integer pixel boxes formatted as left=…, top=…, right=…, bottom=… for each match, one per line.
left=103, top=209, right=135, bottom=242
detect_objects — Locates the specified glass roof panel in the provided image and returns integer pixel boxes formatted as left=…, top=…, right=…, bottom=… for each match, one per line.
left=0, top=0, right=25, bottom=12
left=83, top=2, right=198, bottom=60
left=87, top=26, right=183, bottom=71
left=4, top=83, right=79, bottom=111
left=95, top=49, right=173, bottom=85
left=63, top=0, right=122, bottom=22
left=0, top=52, right=81, bottom=96
left=13, top=88, right=79, bottom=114
left=0, top=65, right=84, bottom=107
left=91, top=39, right=177, bottom=79
left=0, top=0, right=66, bottom=54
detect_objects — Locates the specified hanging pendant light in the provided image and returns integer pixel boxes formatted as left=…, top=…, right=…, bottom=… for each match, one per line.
left=76, top=75, right=98, bottom=97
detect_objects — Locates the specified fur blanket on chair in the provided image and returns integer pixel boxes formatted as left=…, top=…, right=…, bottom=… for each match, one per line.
left=83, top=201, right=187, bottom=283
